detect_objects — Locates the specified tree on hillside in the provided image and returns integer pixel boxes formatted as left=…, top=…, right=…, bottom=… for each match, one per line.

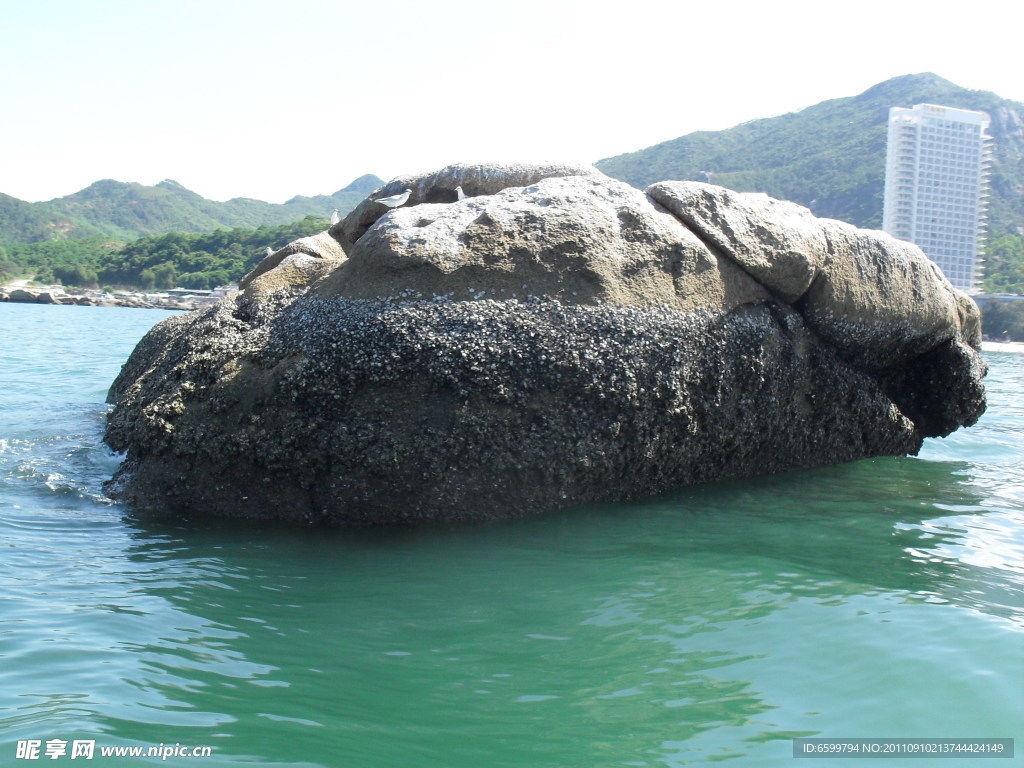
left=981, top=300, right=1024, bottom=341
left=982, top=233, right=1024, bottom=294
left=53, top=264, right=100, bottom=288
left=0, top=245, right=18, bottom=282
left=153, top=262, right=178, bottom=289
left=90, top=215, right=330, bottom=289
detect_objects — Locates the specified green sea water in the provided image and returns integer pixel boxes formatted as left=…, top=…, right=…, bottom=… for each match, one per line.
left=1, top=303, right=1021, bottom=766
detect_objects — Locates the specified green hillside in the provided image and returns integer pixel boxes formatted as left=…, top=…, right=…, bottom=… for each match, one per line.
left=2, top=216, right=331, bottom=290
left=5, top=74, right=1022, bottom=295
left=0, top=174, right=383, bottom=246
left=596, top=73, right=1024, bottom=238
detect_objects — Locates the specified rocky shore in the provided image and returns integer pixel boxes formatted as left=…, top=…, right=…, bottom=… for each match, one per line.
left=103, top=162, right=987, bottom=526
left=0, top=282, right=228, bottom=311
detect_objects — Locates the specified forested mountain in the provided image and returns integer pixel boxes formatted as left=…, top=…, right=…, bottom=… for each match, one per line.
left=596, top=73, right=1024, bottom=238
left=0, top=174, right=383, bottom=245
left=4, top=74, right=1022, bottom=295
left=1, top=216, right=331, bottom=290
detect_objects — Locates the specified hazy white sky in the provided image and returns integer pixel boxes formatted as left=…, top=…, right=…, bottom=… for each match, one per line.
left=2, top=0, right=1021, bottom=204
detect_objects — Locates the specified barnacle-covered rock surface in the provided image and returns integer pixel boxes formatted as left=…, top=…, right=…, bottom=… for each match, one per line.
left=103, top=163, right=986, bottom=524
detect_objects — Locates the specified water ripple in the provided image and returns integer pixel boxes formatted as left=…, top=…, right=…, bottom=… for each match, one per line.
left=1, top=304, right=1022, bottom=766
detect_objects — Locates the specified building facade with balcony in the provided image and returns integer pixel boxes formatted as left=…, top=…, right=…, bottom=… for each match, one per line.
left=882, top=103, right=992, bottom=292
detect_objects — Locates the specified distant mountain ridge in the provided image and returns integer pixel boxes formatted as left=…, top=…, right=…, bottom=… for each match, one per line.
left=596, top=73, right=1024, bottom=237
left=4, top=74, right=1022, bottom=250
left=0, top=174, right=384, bottom=246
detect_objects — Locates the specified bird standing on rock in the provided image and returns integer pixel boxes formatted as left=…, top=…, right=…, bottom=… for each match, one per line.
left=374, top=189, right=412, bottom=208
left=330, top=209, right=340, bottom=225
left=456, top=186, right=467, bottom=200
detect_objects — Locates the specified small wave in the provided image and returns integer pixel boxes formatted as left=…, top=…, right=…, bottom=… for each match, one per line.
left=15, top=462, right=87, bottom=498
left=0, top=438, right=33, bottom=455
left=0, top=509, right=121, bottom=534
left=2, top=400, right=127, bottom=508
left=6, top=436, right=122, bottom=507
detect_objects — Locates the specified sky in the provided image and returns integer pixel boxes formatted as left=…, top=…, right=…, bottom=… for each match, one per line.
left=2, top=0, right=1021, bottom=204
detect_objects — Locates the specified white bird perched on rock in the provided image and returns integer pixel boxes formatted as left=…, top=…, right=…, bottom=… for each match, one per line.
left=455, top=185, right=467, bottom=201
left=330, top=209, right=340, bottom=225
left=265, top=246, right=274, bottom=256
left=374, top=188, right=412, bottom=209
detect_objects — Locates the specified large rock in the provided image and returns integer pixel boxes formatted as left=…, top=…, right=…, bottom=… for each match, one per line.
left=3, top=287, right=76, bottom=304
left=7, top=288, right=48, bottom=303
left=648, top=182, right=828, bottom=303
left=648, top=182, right=972, bottom=368
left=240, top=231, right=347, bottom=300
left=103, top=164, right=986, bottom=525
left=333, top=162, right=604, bottom=252
left=317, top=173, right=769, bottom=314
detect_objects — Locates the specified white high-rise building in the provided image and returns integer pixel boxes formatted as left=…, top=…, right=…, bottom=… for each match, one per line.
left=882, top=104, right=992, bottom=292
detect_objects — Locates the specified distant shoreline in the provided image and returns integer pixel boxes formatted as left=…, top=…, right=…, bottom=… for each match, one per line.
left=981, top=340, right=1024, bottom=354
left=0, top=281, right=229, bottom=312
